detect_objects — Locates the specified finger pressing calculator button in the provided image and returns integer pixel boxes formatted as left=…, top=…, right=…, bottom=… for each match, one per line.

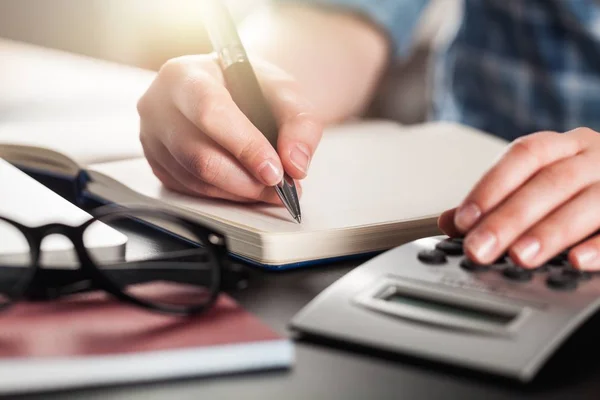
left=435, top=239, right=464, bottom=256
left=418, top=249, right=447, bottom=265
left=547, top=273, right=579, bottom=291
left=460, top=258, right=490, bottom=272
left=502, top=266, right=533, bottom=282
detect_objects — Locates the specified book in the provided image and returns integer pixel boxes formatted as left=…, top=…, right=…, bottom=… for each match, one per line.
left=0, top=119, right=508, bottom=269
left=0, top=39, right=510, bottom=269
left=0, top=285, right=293, bottom=395
left=0, top=158, right=127, bottom=267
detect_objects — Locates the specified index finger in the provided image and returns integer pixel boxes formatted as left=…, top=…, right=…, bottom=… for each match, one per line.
left=167, top=57, right=285, bottom=187
left=454, top=130, right=584, bottom=232
left=246, top=60, right=323, bottom=180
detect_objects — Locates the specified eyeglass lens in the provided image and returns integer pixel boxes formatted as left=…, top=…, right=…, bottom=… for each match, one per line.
left=82, top=212, right=219, bottom=312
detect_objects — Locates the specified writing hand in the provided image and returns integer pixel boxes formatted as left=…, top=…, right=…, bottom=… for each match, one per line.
left=137, top=55, right=323, bottom=203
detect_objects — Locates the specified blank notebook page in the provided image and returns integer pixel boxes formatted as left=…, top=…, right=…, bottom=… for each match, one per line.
left=88, top=121, right=508, bottom=234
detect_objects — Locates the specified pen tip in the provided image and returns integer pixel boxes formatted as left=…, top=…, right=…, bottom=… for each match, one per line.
left=294, top=215, right=302, bottom=224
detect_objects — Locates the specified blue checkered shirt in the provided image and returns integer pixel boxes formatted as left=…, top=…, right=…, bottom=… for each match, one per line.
left=275, top=0, right=600, bottom=141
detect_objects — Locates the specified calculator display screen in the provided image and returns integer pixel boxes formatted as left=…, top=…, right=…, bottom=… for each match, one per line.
left=385, top=292, right=516, bottom=325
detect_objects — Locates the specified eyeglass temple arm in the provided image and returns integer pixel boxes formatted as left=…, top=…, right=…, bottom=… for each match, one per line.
left=0, top=248, right=245, bottom=299
left=95, top=247, right=244, bottom=290
left=102, top=246, right=229, bottom=288
left=105, top=262, right=215, bottom=286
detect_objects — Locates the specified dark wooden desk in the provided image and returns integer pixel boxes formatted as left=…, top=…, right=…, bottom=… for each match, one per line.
left=7, top=221, right=600, bottom=400
left=4, top=39, right=600, bottom=400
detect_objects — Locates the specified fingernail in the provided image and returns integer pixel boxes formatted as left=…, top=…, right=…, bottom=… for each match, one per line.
left=455, top=203, right=482, bottom=232
left=573, top=247, right=599, bottom=269
left=465, top=229, right=497, bottom=262
left=512, top=236, right=540, bottom=263
left=258, top=160, right=283, bottom=186
left=290, top=144, right=311, bottom=174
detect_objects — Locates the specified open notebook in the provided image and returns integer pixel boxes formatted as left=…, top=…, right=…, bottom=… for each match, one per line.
left=0, top=119, right=508, bottom=268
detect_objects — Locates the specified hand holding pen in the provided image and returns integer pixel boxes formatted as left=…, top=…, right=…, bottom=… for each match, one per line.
left=137, top=2, right=323, bottom=221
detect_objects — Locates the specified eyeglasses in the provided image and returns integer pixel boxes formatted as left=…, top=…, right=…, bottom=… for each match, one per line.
left=0, top=206, right=246, bottom=316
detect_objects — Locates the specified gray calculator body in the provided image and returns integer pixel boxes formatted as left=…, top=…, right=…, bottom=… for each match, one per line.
left=290, top=236, right=600, bottom=381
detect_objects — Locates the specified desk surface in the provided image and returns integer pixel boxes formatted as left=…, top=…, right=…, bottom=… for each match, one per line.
left=13, top=248, right=600, bottom=400
left=4, top=39, right=600, bottom=400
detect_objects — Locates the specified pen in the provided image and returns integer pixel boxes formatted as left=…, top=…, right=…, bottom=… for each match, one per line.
left=201, top=0, right=302, bottom=224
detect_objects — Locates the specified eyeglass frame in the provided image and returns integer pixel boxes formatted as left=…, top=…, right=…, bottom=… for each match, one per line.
left=0, top=205, right=243, bottom=316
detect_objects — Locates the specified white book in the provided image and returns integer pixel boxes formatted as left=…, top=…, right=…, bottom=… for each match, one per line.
left=0, top=158, right=127, bottom=266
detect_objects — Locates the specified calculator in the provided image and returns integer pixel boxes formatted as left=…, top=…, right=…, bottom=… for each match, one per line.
left=289, top=236, right=600, bottom=382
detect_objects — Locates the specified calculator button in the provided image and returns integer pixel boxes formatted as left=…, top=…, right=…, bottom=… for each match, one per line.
left=493, top=254, right=508, bottom=264
left=547, top=255, right=566, bottom=267
left=502, top=266, right=533, bottom=282
left=435, top=239, right=464, bottom=256
left=532, top=265, right=550, bottom=273
left=418, top=249, right=447, bottom=265
left=547, top=273, right=579, bottom=291
left=561, top=269, right=591, bottom=281
left=460, top=258, right=490, bottom=272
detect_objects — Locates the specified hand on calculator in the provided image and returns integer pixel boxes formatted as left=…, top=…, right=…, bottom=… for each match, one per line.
left=438, top=127, right=600, bottom=271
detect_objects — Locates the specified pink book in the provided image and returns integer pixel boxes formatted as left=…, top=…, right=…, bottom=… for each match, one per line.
left=0, top=286, right=293, bottom=395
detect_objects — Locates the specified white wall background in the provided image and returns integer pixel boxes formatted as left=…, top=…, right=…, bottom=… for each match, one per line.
left=0, top=0, right=459, bottom=123
left=0, top=0, right=266, bottom=69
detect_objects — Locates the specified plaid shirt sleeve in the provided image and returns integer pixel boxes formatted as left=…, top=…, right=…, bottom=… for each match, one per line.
left=272, top=0, right=432, bottom=57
